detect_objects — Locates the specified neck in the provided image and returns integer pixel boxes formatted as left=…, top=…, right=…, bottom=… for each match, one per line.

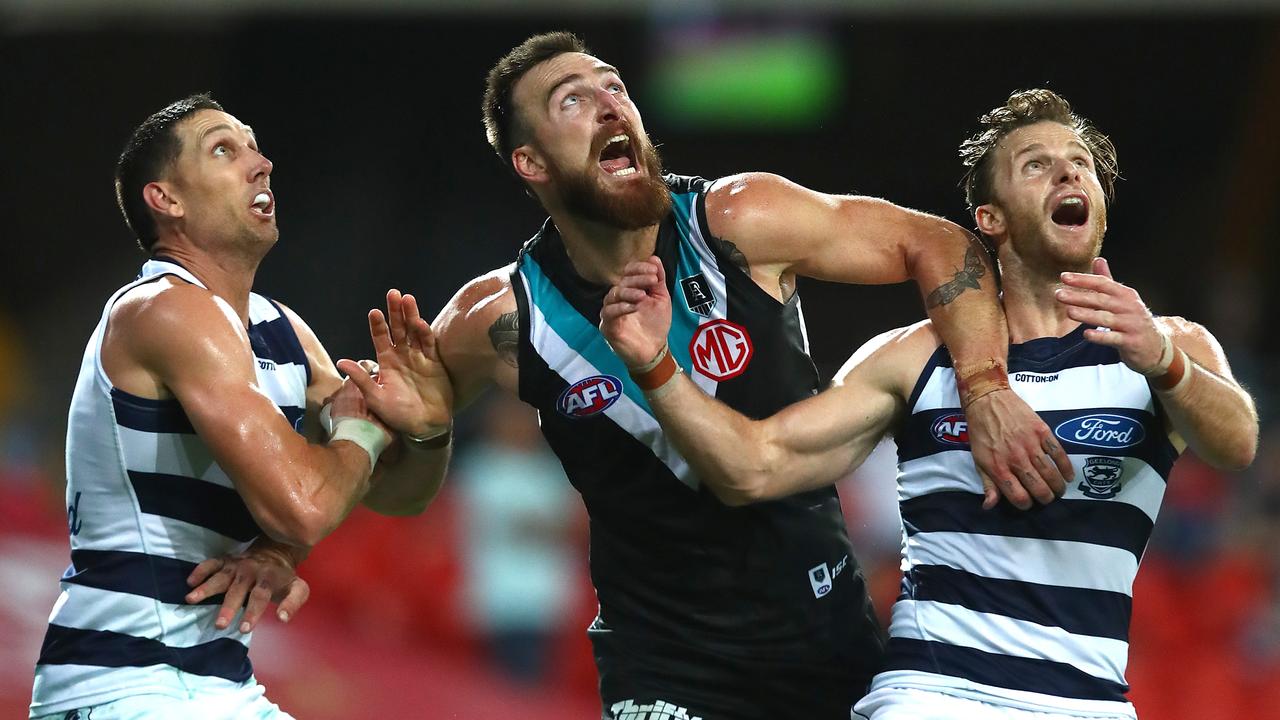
left=996, top=249, right=1084, bottom=344
left=550, top=209, right=661, bottom=286
left=151, top=234, right=261, bottom=325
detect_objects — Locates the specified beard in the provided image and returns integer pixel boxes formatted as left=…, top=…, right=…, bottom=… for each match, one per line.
left=1003, top=202, right=1105, bottom=275
left=549, top=133, right=672, bottom=230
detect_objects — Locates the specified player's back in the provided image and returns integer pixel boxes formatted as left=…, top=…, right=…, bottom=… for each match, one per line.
left=30, top=258, right=309, bottom=717
left=878, top=325, right=1178, bottom=719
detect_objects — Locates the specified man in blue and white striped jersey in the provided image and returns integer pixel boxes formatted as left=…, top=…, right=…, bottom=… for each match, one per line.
left=30, top=94, right=449, bottom=720
left=598, top=89, right=1259, bottom=720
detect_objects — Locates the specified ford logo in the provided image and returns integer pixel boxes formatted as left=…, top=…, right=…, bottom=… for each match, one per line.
left=1053, top=414, right=1145, bottom=449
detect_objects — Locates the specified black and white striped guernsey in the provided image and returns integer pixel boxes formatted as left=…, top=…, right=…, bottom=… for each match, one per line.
left=875, top=325, right=1178, bottom=718
left=30, top=258, right=310, bottom=716
left=511, top=174, right=885, bottom=673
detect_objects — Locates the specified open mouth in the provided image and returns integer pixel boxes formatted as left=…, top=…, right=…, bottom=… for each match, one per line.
left=250, top=190, right=275, bottom=218
left=1051, top=194, right=1088, bottom=227
left=598, top=134, right=638, bottom=177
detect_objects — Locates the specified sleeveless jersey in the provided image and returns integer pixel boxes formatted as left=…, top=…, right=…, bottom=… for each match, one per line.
left=875, top=325, right=1178, bottom=718
left=512, top=174, right=883, bottom=665
left=30, top=258, right=310, bottom=715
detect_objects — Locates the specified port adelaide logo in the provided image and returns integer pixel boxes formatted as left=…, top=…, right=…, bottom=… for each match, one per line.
left=557, top=374, right=623, bottom=419
left=680, top=272, right=716, bottom=317
left=1080, top=456, right=1125, bottom=499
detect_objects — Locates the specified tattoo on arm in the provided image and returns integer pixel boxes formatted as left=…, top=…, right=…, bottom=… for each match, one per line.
left=709, top=237, right=750, bottom=274
left=488, top=311, right=519, bottom=369
left=925, top=241, right=988, bottom=308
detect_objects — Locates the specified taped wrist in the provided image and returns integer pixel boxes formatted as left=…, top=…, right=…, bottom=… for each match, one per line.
left=329, top=417, right=391, bottom=470
left=1139, top=332, right=1176, bottom=377
left=1149, top=345, right=1189, bottom=393
left=956, top=358, right=1011, bottom=408
left=630, top=344, right=679, bottom=391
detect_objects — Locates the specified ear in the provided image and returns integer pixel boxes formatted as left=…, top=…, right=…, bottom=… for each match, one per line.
left=974, top=203, right=1005, bottom=245
left=144, top=181, right=183, bottom=220
left=511, top=146, right=548, bottom=184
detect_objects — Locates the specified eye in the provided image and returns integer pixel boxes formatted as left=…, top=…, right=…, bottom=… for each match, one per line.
left=1073, top=157, right=1090, bottom=168
left=560, top=93, right=580, bottom=108
left=607, top=82, right=624, bottom=94
left=1025, top=159, right=1043, bottom=171
left=212, top=144, right=229, bottom=157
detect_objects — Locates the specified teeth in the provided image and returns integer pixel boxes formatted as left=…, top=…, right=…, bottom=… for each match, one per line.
left=606, top=134, right=628, bottom=146
left=613, top=167, right=637, bottom=177
left=1061, top=197, right=1083, bottom=206
left=252, top=192, right=270, bottom=209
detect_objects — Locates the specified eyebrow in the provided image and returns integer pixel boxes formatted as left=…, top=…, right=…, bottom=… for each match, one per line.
left=545, top=64, right=620, bottom=105
left=1013, top=139, right=1092, bottom=161
left=197, top=123, right=257, bottom=146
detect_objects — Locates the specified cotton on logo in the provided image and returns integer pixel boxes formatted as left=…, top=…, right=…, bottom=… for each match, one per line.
left=557, top=375, right=623, bottom=418
left=689, top=319, right=753, bottom=381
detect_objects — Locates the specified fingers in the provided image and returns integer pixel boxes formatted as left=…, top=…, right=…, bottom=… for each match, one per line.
left=977, top=469, right=999, bottom=510
left=1081, top=328, right=1125, bottom=347
left=1093, top=256, right=1112, bottom=279
left=1031, top=453, right=1067, bottom=498
left=185, top=559, right=232, bottom=604
left=994, top=467, right=1033, bottom=510
left=1043, top=434, right=1074, bottom=484
left=1054, top=286, right=1117, bottom=311
left=1059, top=271, right=1115, bottom=292
left=277, top=578, right=311, bottom=623
left=368, top=309, right=394, bottom=356
left=1063, top=306, right=1116, bottom=329
left=239, top=579, right=275, bottom=634
left=336, top=360, right=381, bottom=398
left=215, top=566, right=254, bottom=631
left=600, top=301, right=638, bottom=322
left=385, top=289, right=407, bottom=347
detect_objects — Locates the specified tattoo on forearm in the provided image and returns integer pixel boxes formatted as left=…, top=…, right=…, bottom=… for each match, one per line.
left=925, top=241, right=988, bottom=308
left=488, top=311, right=519, bottom=368
left=710, top=237, right=750, bottom=274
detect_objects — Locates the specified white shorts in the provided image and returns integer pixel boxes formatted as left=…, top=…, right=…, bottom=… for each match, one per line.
left=31, top=678, right=294, bottom=720
left=853, top=686, right=1135, bottom=720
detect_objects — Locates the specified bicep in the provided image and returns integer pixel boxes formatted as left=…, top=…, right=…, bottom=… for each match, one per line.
left=434, top=271, right=514, bottom=411
left=706, top=173, right=922, bottom=284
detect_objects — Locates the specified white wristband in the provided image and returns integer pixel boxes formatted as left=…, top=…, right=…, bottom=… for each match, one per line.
left=329, top=417, right=391, bottom=470
left=1140, top=331, right=1175, bottom=378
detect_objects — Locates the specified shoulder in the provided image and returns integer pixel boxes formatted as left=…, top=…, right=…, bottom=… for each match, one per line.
left=111, top=276, right=247, bottom=355
left=436, top=264, right=517, bottom=339
left=834, top=320, right=941, bottom=396
left=703, top=172, right=802, bottom=231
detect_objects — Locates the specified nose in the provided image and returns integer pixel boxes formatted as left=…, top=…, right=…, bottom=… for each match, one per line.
left=248, top=149, right=273, bottom=183
left=595, top=87, right=623, bottom=124
left=1053, top=156, right=1080, bottom=186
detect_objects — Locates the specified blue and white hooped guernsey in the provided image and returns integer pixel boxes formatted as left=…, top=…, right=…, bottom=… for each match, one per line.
left=30, top=258, right=310, bottom=716
left=874, top=326, right=1179, bottom=719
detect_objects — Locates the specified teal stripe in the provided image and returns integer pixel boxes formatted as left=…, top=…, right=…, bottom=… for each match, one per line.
left=668, top=191, right=708, bottom=373
left=520, top=253, right=654, bottom=415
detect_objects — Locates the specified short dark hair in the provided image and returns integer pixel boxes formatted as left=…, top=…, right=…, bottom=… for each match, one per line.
left=115, top=93, right=224, bottom=250
left=959, top=89, right=1118, bottom=213
left=482, top=32, right=588, bottom=163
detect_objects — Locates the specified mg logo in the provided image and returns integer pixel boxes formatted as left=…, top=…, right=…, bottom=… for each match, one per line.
left=689, top=319, right=753, bottom=381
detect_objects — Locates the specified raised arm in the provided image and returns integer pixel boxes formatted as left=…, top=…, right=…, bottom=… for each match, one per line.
left=705, top=173, right=1072, bottom=508
left=600, top=257, right=920, bottom=504
left=1057, top=257, right=1258, bottom=470
left=103, top=280, right=390, bottom=548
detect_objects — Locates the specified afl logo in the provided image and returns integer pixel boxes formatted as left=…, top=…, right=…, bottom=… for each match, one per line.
left=557, top=375, right=623, bottom=419
left=1054, top=414, right=1145, bottom=449
left=689, top=319, right=754, bottom=381
left=931, top=413, right=969, bottom=445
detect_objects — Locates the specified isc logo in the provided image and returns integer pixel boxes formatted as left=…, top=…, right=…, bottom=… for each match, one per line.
left=557, top=374, right=623, bottom=418
left=931, top=413, right=969, bottom=445
left=689, top=319, right=754, bottom=381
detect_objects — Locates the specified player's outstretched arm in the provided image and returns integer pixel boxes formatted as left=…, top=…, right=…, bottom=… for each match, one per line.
left=337, top=289, right=454, bottom=516
left=704, top=173, right=1073, bottom=509
left=1057, top=257, right=1258, bottom=470
left=601, top=256, right=913, bottom=504
left=106, top=281, right=389, bottom=548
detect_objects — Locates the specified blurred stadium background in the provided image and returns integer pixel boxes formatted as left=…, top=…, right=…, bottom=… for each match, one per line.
left=2, top=1, right=1279, bottom=717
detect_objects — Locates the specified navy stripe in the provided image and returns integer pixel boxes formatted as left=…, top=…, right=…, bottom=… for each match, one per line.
left=248, top=313, right=309, bottom=369
left=281, top=404, right=305, bottom=433
left=129, top=470, right=262, bottom=542
left=902, top=491, right=1153, bottom=560
left=264, top=298, right=312, bottom=385
left=908, top=564, right=1133, bottom=641
left=37, top=624, right=251, bottom=681
left=898, top=406, right=1173, bottom=476
left=110, top=389, right=195, bottom=435
left=63, top=549, right=219, bottom=605
left=886, top=637, right=1129, bottom=702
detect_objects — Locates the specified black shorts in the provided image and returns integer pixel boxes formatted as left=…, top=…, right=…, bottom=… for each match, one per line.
left=591, top=628, right=880, bottom=720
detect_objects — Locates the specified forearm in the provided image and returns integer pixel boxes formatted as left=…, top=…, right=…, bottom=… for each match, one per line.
left=249, top=440, right=374, bottom=547
left=909, top=227, right=1010, bottom=373
left=1156, top=357, right=1258, bottom=470
left=363, top=436, right=451, bottom=515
